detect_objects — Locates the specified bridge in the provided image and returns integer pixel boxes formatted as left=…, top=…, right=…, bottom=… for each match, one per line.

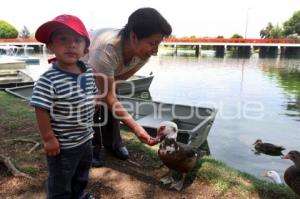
left=161, top=38, right=300, bottom=57
left=0, top=38, right=300, bottom=57
left=162, top=38, right=300, bottom=46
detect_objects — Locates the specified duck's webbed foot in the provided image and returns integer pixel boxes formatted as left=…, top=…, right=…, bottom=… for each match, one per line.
left=160, top=170, right=174, bottom=185
left=170, top=173, right=186, bottom=191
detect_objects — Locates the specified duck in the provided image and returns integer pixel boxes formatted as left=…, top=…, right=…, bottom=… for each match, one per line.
left=281, top=150, right=300, bottom=196
left=253, top=139, right=285, bottom=156
left=261, top=170, right=283, bottom=184
left=156, top=121, right=205, bottom=191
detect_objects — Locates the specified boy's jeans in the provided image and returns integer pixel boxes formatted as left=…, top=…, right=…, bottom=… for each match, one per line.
left=46, top=140, right=92, bottom=199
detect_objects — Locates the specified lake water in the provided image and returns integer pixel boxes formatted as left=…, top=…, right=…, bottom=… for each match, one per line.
left=23, top=52, right=300, bottom=180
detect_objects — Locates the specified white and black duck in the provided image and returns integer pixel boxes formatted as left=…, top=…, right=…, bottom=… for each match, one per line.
left=156, top=121, right=205, bottom=191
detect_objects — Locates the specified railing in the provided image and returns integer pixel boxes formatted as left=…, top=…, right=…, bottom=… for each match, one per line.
left=0, top=38, right=38, bottom=43
left=163, top=37, right=300, bottom=44
left=0, top=37, right=299, bottom=44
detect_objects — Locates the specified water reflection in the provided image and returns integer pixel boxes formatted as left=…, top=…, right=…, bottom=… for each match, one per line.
left=260, top=59, right=300, bottom=121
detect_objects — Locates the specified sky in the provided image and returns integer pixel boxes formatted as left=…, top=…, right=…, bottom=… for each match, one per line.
left=1, top=0, right=299, bottom=38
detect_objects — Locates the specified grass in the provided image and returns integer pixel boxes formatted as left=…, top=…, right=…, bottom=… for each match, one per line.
left=0, top=91, right=44, bottom=176
left=122, top=131, right=300, bottom=199
left=0, top=91, right=36, bottom=136
left=196, top=157, right=298, bottom=199
left=0, top=91, right=299, bottom=198
left=21, top=166, right=40, bottom=176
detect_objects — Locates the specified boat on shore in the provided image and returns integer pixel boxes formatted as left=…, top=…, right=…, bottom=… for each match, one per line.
left=119, top=96, right=216, bottom=147
left=5, top=81, right=216, bottom=147
left=4, top=75, right=154, bottom=96
left=116, top=75, right=154, bottom=94
left=0, top=59, right=26, bottom=70
left=0, top=70, right=34, bottom=89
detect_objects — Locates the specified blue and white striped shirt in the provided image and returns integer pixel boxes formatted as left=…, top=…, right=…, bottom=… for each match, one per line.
left=31, top=61, right=98, bottom=149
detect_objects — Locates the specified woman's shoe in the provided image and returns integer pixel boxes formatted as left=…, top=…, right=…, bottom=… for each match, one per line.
left=112, top=146, right=129, bottom=160
left=92, top=146, right=105, bottom=167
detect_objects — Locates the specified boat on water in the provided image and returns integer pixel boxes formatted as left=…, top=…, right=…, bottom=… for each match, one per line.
left=5, top=83, right=217, bottom=147
left=0, top=55, right=40, bottom=65
left=8, top=56, right=40, bottom=65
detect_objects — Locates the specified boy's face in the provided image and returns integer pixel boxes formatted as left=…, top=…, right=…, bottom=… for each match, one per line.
left=132, top=33, right=164, bottom=60
left=47, top=28, right=87, bottom=66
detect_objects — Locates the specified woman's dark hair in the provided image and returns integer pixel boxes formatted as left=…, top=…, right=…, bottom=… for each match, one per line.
left=121, top=7, right=172, bottom=39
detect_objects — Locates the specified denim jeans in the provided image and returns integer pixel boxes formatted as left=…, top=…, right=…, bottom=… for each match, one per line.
left=46, top=140, right=92, bottom=199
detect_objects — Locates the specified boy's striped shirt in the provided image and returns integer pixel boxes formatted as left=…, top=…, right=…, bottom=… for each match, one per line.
left=31, top=62, right=98, bottom=149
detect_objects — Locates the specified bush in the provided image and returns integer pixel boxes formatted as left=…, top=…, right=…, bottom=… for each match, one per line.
left=0, top=20, right=18, bottom=38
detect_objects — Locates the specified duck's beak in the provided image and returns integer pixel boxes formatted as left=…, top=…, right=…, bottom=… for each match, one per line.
left=281, top=154, right=290, bottom=159
left=157, top=126, right=165, bottom=134
left=154, top=134, right=165, bottom=143
left=261, top=172, right=268, bottom=177
left=156, top=126, right=166, bottom=142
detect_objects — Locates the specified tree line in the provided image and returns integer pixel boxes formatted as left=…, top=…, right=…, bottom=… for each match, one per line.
left=260, top=10, right=300, bottom=39
left=0, top=20, right=30, bottom=39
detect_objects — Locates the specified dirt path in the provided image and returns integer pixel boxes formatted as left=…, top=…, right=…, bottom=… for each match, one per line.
left=0, top=150, right=222, bottom=199
left=88, top=154, right=221, bottom=199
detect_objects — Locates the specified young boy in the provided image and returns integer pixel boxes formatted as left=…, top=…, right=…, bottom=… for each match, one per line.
left=31, top=14, right=97, bottom=199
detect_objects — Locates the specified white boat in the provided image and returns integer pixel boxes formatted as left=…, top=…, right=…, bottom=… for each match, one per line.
left=0, top=70, right=34, bottom=89
left=0, top=55, right=40, bottom=65
left=116, top=75, right=154, bottom=94
left=119, top=96, right=216, bottom=147
left=0, top=59, right=26, bottom=70
left=4, top=75, right=153, bottom=95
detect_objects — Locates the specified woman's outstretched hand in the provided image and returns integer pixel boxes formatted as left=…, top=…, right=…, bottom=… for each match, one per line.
left=134, top=126, right=160, bottom=146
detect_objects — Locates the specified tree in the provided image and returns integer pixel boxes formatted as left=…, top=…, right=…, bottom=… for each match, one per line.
left=231, top=33, right=243, bottom=38
left=0, top=20, right=18, bottom=38
left=19, top=26, right=30, bottom=38
left=270, top=25, right=283, bottom=38
left=282, top=10, right=300, bottom=37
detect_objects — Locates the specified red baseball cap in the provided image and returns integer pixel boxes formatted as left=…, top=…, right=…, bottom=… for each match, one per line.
left=35, top=14, right=90, bottom=47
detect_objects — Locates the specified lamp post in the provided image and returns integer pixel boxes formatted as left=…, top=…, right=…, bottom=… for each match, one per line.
left=244, top=8, right=251, bottom=39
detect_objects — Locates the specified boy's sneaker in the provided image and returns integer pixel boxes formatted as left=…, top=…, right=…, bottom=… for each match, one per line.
left=91, top=156, right=104, bottom=167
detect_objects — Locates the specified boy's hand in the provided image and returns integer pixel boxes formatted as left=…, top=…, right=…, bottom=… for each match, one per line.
left=44, top=136, right=60, bottom=156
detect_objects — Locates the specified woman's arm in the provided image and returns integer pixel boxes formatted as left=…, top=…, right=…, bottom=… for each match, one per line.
left=95, top=74, right=159, bottom=146
left=114, top=64, right=141, bottom=80
left=35, top=107, right=60, bottom=156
